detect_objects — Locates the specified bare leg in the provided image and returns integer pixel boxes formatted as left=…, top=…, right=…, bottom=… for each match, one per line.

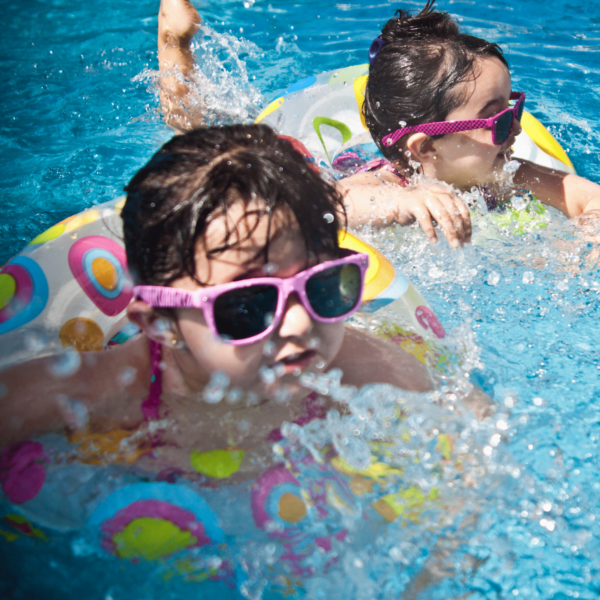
left=158, top=0, right=204, bottom=131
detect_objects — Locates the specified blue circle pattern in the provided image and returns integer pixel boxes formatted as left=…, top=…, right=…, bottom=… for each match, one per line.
left=82, top=248, right=125, bottom=300
left=0, top=256, right=49, bottom=335
left=265, top=482, right=305, bottom=528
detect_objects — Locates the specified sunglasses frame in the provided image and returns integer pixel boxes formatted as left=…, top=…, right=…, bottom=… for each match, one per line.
left=382, top=92, right=526, bottom=148
left=134, top=251, right=370, bottom=346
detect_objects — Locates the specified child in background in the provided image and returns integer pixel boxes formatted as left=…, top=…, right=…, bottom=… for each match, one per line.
left=341, top=0, right=600, bottom=243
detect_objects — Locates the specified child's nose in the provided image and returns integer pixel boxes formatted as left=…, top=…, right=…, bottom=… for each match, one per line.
left=277, top=293, right=313, bottom=339
left=513, top=116, right=523, bottom=138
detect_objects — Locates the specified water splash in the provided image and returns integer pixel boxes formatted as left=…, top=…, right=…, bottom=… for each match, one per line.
left=133, top=24, right=265, bottom=126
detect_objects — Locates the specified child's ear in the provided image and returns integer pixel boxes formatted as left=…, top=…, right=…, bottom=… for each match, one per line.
left=405, top=133, right=437, bottom=166
left=127, top=301, right=181, bottom=347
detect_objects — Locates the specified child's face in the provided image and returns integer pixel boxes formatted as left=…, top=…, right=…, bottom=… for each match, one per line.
left=425, top=56, right=521, bottom=189
left=169, top=201, right=346, bottom=403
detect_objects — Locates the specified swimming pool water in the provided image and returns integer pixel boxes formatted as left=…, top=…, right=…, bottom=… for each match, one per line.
left=2, top=0, right=600, bottom=598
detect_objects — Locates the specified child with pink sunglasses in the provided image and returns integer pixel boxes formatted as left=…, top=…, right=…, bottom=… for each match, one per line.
left=0, top=124, right=442, bottom=476
left=340, top=0, right=600, bottom=244
left=157, top=0, right=600, bottom=248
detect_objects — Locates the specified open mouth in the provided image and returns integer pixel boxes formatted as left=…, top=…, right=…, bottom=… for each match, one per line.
left=276, top=350, right=316, bottom=373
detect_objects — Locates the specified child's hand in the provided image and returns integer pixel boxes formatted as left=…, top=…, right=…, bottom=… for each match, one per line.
left=571, top=208, right=600, bottom=242
left=339, top=172, right=472, bottom=247
left=391, top=182, right=472, bottom=248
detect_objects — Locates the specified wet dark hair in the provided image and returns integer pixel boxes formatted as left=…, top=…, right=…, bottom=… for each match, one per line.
left=122, top=124, right=345, bottom=286
left=364, top=0, right=508, bottom=169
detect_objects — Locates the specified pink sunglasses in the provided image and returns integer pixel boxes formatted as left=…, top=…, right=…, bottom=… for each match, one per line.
left=134, top=251, right=369, bottom=346
left=382, top=92, right=526, bottom=148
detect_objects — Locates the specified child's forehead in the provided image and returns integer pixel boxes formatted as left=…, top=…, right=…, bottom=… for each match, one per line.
left=452, top=56, right=511, bottom=115
left=204, top=199, right=296, bottom=252
left=197, top=200, right=305, bottom=279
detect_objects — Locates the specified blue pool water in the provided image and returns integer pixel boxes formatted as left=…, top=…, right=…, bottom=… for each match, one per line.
left=2, top=0, right=600, bottom=598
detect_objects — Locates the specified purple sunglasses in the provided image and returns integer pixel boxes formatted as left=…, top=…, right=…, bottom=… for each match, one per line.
left=134, top=251, right=369, bottom=346
left=382, top=92, right=526, bottom=148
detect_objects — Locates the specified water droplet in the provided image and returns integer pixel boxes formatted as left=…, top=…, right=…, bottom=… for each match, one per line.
left=323, top=212, right=334, bottom=224
left=246, top=392, right=259, bottom=406
left=49, top=348, right=81, bottom=378
left=510, top=194, right=527, bottom=211
left=259, top=366, right=276, bottom=384
left=203, top=370, right=230, bottom=404
left=226, top=387, right=243, bottom=404
left=487, top=271, right=500, bottom=286
left=24, top=330, right=48, bottom=353
left=273, top=363, right=286, bottom=378
left=274, top=385, right=293, bottom=403
left=263, top=262, right=278, bottom=275
left=57, top=395, right=88, bottom=430
left=262, top=341, right=277, bottom=357
left=398, top=120, right=407, bottom=127
left=503, top=159, right=521, bottom=174
left=533, top=397, right=543, bottom=406
left=522, top=271, right=534, bottom=284
left=119, top=367, right=137, bottom=386
left=307, top=337, right=321, bottom=350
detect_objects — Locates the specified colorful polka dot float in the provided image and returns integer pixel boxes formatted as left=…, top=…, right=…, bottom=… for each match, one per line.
left=251, top=466, right=307, bottom=532
left=0, top=256, right=48, bottom=335
left=68, top=235, right=132, bottom=316
left=89, top=483, right=224, bottom=561
left=59, top=317, right=105, bottom=352
left=0, top=441, right=48, bottom=505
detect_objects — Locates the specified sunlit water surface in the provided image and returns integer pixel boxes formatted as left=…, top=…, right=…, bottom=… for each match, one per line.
left=2, top=0, right=600, bottom=598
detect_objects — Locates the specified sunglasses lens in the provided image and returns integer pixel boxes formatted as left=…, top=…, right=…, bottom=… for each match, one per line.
left=516, top=97, right=525, bottom=122
left=306, top=263, right=362, bottom=319
left=214, top=285, right=278, bottom=341
left=495, top=111, right=513, bottom=144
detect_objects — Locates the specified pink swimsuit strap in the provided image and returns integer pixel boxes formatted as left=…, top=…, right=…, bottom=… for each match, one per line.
left=141, top=339, right=163, bottom=421
left=356, top=158, right=408, bottom=185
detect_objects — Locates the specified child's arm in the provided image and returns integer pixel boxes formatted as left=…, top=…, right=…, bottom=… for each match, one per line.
left=157, top=0, right=204, bottom=132
left=338, top=170, right=472, bottom=248
left=332, top=327, right=493, bottom=420
left=515, top=159, right=600, bottom=217
left=331, top=326, right=434, bottom=392
left=0, top=338, right=150, bottom=448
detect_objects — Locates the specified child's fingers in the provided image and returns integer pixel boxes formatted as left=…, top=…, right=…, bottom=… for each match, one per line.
left=434, top=191, right=469, bottom=245
left=411, top=206, right=439, bottom=244
left=421, top=198, right=463, bottom=247
left=452, top=196, right=472, bottom=243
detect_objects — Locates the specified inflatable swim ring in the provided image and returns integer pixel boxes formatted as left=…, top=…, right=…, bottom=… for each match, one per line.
left=255, top=64, right=576, bottom=176
left=0, top=198, right=447, bottom=369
